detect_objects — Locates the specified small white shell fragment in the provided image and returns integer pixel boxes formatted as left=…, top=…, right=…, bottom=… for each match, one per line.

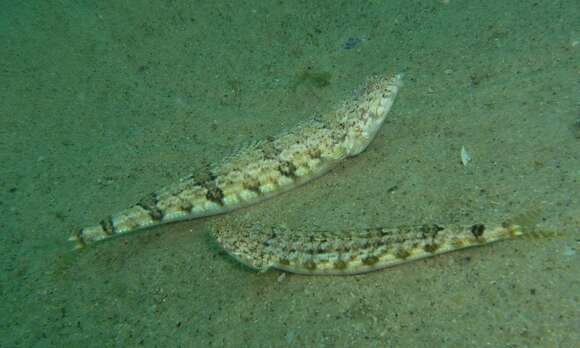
left=460, top=146, right=471, bottom=167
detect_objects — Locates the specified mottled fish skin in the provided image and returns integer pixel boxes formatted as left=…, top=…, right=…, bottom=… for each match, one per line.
left=71, top=73, right=404, bottom=248
left=213, top=222, right=523, bottom=275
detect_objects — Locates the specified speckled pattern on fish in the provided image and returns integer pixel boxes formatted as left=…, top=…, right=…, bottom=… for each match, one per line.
left=71, top=73, right=403, bottom=249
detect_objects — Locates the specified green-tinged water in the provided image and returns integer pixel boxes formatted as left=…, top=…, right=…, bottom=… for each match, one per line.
left=1, top=1, right=578, bottom=346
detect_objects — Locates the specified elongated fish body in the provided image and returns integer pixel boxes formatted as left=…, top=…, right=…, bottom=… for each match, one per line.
left=71, top=73, right=404, bottom=247
left=213, top=222, right=523, bottom=275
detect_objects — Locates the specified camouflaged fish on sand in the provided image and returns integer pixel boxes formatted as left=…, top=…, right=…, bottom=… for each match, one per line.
left=71, top=73, right=523, bottom=275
